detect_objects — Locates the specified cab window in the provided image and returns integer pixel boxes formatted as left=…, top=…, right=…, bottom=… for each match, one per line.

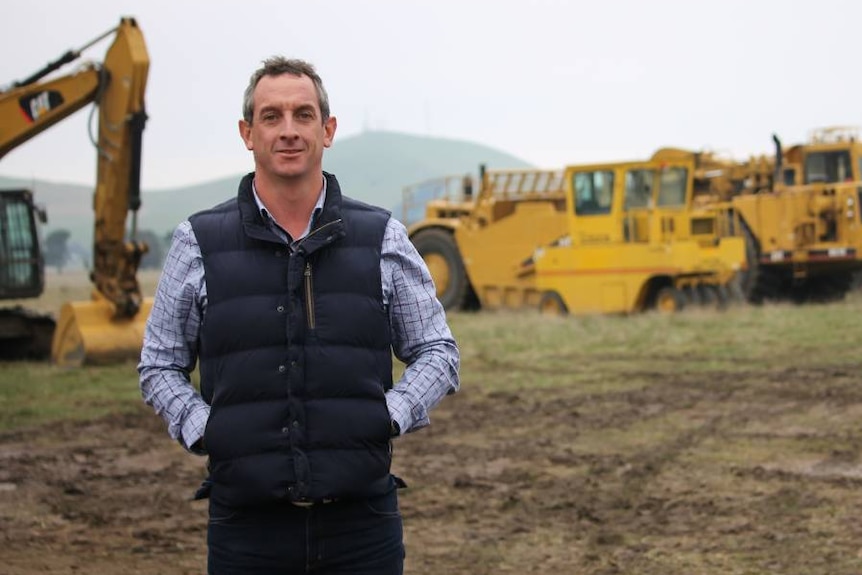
left=805, top=151, right=853, bottom=183
left=782, top=167, right=797, bottom=186
left=656, top=167, right=687, bottom=207
left=624, top=169, right=654, bottom=209
left=573, top=170, right=614, bottom=215
left=1, top=199, right=38, bottom=291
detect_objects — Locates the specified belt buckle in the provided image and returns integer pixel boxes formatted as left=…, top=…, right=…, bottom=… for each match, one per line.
left=291, top=497, right=337, bottom=508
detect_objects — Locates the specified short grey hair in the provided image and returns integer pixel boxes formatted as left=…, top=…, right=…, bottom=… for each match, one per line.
left=242, top=57, right=330, bottom=124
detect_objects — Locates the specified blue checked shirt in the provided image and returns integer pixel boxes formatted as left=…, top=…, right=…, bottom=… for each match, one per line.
left=138, top=178, right=460, bottom=453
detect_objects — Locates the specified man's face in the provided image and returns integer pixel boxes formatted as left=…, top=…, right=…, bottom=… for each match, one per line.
left=238, top=73, right=336, bottom=181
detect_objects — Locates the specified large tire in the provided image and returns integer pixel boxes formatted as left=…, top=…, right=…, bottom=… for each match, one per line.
left=410, top=228, right=475, bottom=311
left=539, top=291, right=568, bottom=317
left=737, top=221, right=781, bottom=304
left=682, top=285, right=702, bottom=307
left=697, top=284, right=722, bottom=309
left=791, top=272, right=852, bottom=303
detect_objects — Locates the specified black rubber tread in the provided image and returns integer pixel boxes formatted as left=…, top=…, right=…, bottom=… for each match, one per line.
left=791, top=272, right=853, bottom=304
left=738, top=220, right=782, bottom=304
left=696, top=284, right=721, bottom=309
left=410, top=228, right=474, bottom=311
left=538, top=291, right=568, bottom=316
left=683, top=286, right=702, bottom=307
left=0, top=307, right=56, bottom=360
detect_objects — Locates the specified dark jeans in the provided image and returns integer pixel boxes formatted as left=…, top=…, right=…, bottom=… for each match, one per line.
left=207, top=487, right=404, bottom=575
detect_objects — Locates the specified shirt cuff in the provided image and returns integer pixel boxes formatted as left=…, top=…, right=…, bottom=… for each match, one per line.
left=180, top=403, right=210, bottom=454
left=385, top=390, right=430, bottom=435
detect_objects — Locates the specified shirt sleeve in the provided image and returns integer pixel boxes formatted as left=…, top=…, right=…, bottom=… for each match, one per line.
left=382, top=218, right=460, bottom=434
left=137, top=221, right=210, bottom=453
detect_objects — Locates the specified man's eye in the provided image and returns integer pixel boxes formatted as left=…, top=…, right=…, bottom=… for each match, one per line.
left=298, top=111, right=314, bottom=120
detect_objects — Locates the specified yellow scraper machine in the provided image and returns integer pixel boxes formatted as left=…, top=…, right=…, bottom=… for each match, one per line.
left=406, top=151, right=746, bottom=316
left=650, top=129, right=862, bottom=304
left=715, top=127, right=862, bottom=303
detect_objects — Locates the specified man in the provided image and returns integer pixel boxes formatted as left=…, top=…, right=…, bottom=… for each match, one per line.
left=139, top=57, right=460, bottom=574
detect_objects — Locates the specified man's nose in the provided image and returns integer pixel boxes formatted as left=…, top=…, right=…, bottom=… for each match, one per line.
left=278, top=116, right=299, bottom=137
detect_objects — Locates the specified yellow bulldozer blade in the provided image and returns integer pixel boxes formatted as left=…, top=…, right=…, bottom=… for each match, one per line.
left=51, top=296, right=154, bottom=367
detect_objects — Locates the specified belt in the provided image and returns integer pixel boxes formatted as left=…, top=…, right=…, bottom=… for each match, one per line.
left=290, top=497, right=339, bottom=508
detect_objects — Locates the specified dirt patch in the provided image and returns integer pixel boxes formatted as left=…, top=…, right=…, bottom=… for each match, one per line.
left=3, top=365, right=862, bottom=574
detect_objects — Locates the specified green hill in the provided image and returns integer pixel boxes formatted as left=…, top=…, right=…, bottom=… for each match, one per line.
left=0, top=130, right=531, bottom=251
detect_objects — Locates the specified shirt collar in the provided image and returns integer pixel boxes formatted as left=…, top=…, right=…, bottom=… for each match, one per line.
left=252, top=175, right=327, bottom=241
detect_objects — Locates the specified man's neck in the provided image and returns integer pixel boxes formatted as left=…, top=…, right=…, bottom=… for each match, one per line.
left=255, top=172, right=324, bottom=239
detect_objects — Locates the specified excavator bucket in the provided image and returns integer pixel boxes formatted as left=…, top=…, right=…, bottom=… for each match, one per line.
left=51, top=296, right=153, bottom=367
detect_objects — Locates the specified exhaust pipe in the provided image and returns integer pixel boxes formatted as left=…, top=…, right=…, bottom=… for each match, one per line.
left=772, top=133, right=783, bottom=187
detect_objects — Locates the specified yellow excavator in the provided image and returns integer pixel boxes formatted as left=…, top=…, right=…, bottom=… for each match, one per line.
left=0, top=17, right=151, bottom=366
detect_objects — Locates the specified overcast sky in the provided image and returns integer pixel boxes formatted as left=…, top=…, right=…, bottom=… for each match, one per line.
left=2, top=0, right=859, bottom=190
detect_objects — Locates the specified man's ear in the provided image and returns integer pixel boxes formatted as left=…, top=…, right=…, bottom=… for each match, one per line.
left=238, top=119, right=253, bottom=150
left=323, top=116, right=337, bottom=149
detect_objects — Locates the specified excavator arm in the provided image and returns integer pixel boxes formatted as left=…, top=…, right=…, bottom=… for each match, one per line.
left=1, top=17, right=151, bottom=365
left=88, top=17, right=149, bottom=320
left=0, top=66, right=101, bottom=159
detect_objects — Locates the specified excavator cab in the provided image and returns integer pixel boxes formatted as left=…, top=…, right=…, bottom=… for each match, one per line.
left=0, top=189, right=56, bottom=359
left=0, top=190, right=44, bottom=300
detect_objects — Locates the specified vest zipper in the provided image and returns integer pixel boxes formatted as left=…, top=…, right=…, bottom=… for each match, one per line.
left=297, top=218, right=341, bottom=331
left=304, top=262, right=315, bottom=329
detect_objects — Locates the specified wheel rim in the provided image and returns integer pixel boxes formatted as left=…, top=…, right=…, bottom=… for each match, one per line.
left=424, top=253, right=451, bottom=298
left=657, top=291, right=677, bottom=313
left=540, top=298, right=564, bottom=316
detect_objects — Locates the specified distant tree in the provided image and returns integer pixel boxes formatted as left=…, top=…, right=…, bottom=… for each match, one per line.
left=136, top=229, right=166, bottom=270
left=43, top=229, right=71, bottom=272
left=67, top=242, right=90, bottom=270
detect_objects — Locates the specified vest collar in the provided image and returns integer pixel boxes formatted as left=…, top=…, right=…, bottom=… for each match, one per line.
left=236, top=171, right=346, bottom=254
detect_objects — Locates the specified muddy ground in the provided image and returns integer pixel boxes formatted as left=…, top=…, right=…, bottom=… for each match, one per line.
left=3, top=360, right=862, bottom=574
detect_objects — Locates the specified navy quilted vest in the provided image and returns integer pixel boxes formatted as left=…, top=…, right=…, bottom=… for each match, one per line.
left=190, top=172, right=393, bottom=507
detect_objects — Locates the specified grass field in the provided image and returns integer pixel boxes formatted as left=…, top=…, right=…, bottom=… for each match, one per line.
left=2, top=270, right=862, bottom=574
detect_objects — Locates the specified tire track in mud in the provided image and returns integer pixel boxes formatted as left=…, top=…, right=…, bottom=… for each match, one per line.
left=0, top=409, right=209, bottom=574
left=399, top=356, right=862, bottom=573
left=3, top=360, right=862, bottom=574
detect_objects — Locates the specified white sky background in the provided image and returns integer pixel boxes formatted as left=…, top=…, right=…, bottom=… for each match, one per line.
left=1, top=0, right=859, bottom=190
